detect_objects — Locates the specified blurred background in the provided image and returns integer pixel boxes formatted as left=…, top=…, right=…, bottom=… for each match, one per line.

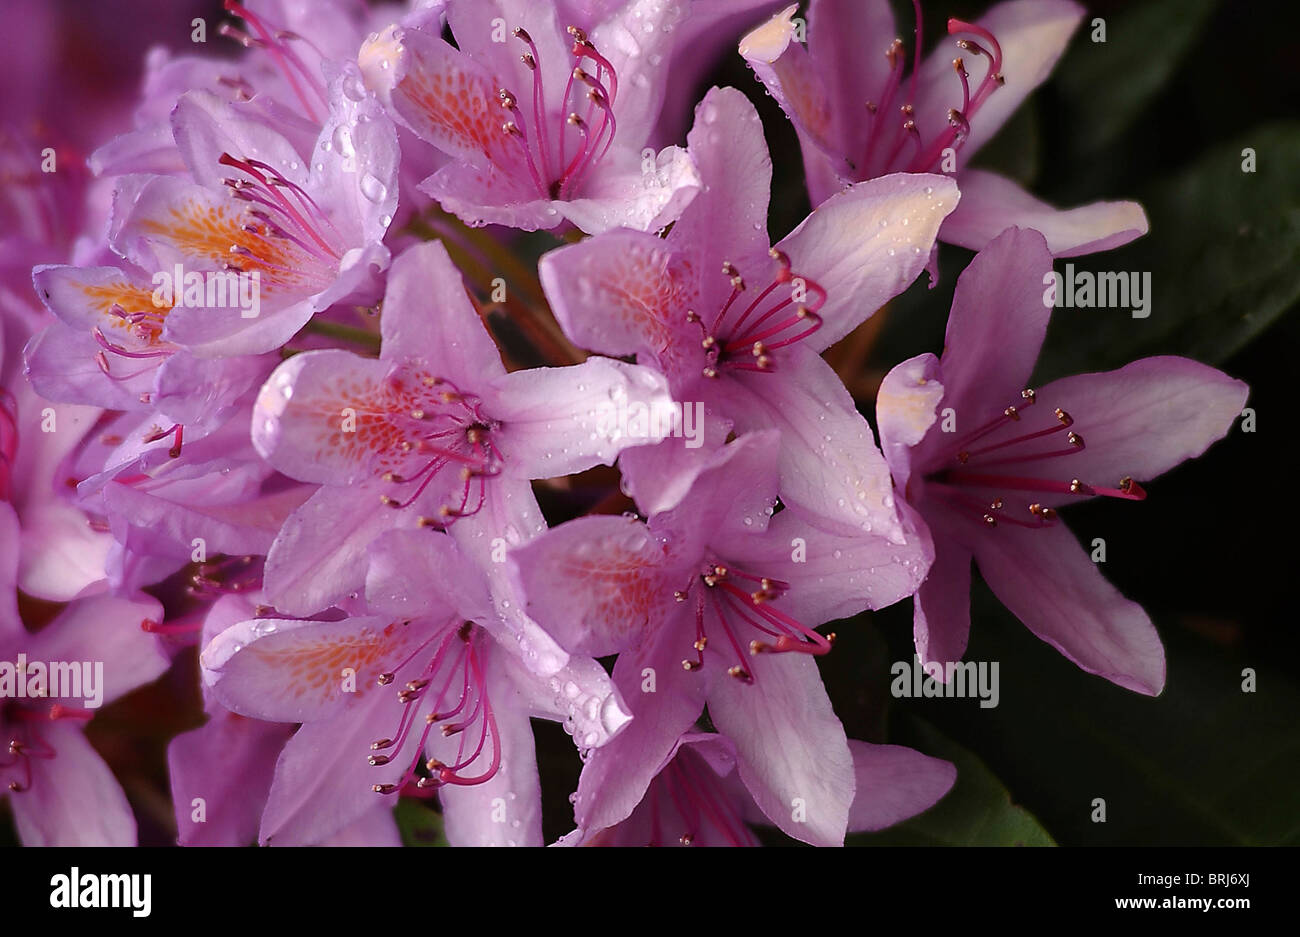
left=2, top=0, right=1296, bottom=846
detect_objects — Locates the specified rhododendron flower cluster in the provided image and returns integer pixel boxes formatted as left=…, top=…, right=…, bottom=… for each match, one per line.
left=0, top=0, right=1251, bottom=848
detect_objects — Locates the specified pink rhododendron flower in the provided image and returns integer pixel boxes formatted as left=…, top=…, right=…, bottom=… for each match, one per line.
left=740, top=0, right=1148, bottom=256
left=876, top=227, right=1249, bottom=693
left=358, top=0, right=705, bottom=232
left=559, top=731, right=955, bottom=846
left=110, top=73, right=399, bottom=357
left=511, top=432, right=932, bottom=845
left=541, top=86, right=957, bottom=536
left=0, top=505, right=170, bottom=845
left=202, top=528, right=628, bottom=845
left=251, top=239, right=673, bottom=618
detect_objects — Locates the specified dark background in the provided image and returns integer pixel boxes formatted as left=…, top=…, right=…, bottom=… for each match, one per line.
left=2, top=0, right=1296, bottom=846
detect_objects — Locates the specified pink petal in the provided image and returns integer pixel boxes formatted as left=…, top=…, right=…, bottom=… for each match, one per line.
left=318, top=803, right=403, bottom=847
left=365, top=528, right=488, bottom=624
left=668, top=86, right=773, bottom=290
left=573, top=625, right=713, bottom=833
left=258, top=685, right=422, bottom=845
left=1010, top=356, right=1249, bottom=496
left=920, top=225, right=1052, bottom=464
left=9, top=722, right=137, bottom=846
left=943, top=169, right=1149, bottom=256
left=875, top=351, right=943, bottom=492
left=29, top=593, right=168, bottom=705
left=511, top=514, right=676, bottom=658
left=776, top=173, right=959, bottom=351
left=806, top=0, right=897, bottom=160
left=380, top=240, right=507, bottom=386
left=726, top=348, right=903, bottom=540
left=707, top=651, right=853, bottom=846
left=970, top=514, right=1165, bottom=694
left=201, top=613, right=420, bottom=723
left=538, top=228, right=698, bottom=385
left=252, top=350, right=395, bottom=486
left=488, top=357, right=675, bottom=478
left=261, top=485, right=417, bottom=616
left=911, top=512, right=974, bottom=677
left=555, top=145, right=701, bottom=235
left=846, top=740, right=956, bottom=832
left=739, top=5, right=841, bottom=160
left=168, top=710, right=293, bottom=846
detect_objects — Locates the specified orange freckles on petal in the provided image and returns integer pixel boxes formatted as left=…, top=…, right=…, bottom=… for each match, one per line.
left=295, top=372, right=423, bottom=475
left=139, top=201, right=323, bottom=295
left=400, top=66, right=511, bottom=167
left=245, top=620, right=418, bottom=701
left=558, top=546, right=662, bottom=644
left=597, top=246, right=694, bottom=367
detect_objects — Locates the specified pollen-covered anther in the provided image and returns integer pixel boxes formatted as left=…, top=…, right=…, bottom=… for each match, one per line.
left=1029, top=503, right=1057, bottom=521
left=1055, top=408, right=1073, bottom=426
left=370, top=738, right=393, bottom=750
left=1119, top=476, right=1146, bottom=499
left=368, top=753, right=391, bottom=766
left=726, top=665, right=753, bottom=683
left=377, top=672, right=396, bottom=686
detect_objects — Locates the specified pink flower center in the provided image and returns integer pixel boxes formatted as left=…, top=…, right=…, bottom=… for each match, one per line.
left=3, top=702, right=94, bottom=794
left=925, top=387, right=1145, bottom=529
left=676, top=562, right=834, bottom=685
left=371, top=368, right=503, bottom=527
left=219, top=0, right=329, bottom=122
left=498, top=25, right=619, bottom=200
left=689, top=248, right=827, bottom=377
left=368, top=622, right=502, bottom=794
left=854, top=2, right=1004, bottom=179
left=647, top=748, right=753, bottom=846
left=219, top=151, right=344, bottom=289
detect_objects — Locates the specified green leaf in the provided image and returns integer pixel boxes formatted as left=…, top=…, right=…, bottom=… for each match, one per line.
left=1034, top=121, right=1300, bottom=380
left=394, top=800, right=449, bottom=847
left=850, top=715, right=1055, bottom=846
left=1054, top=0, right=1218, bottom=159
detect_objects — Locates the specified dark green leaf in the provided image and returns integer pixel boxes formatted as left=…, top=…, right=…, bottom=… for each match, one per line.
left=1055, top=0, right=1218, bottom=158
left=1034, top=121, right=1300, bottom=380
